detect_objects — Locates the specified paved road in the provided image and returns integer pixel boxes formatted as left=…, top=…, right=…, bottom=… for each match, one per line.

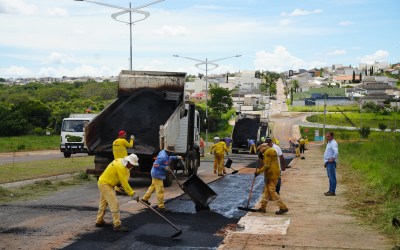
left=0, top=153, right=259, bottom=249
left=0, top=150, right=87, bottom=165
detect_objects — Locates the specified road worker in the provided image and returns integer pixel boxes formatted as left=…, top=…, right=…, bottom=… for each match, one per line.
left=248, top=139, right=257, bottom=154
left=255, top=145, right=289, bottom=215
left=141, top=145, right=182, bottom=211
left=112, top=130, right=135, bottom=195
left=113, top=130, right=134, bottom=159
left=210, top=137, right=229, bottom=176
left=299, top=137, right=306, bottom=155
left=257, top=136, right=287, bottom=194
left=95, top=154, right=139, bottom=232
left=305, top=136, right=309, bottom=150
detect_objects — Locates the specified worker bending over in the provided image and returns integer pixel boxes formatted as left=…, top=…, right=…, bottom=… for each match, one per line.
left=248, top=139, right=257, bottom=154
left=210, top=137, right=229, bottom=176
left=95, top=154, right=139, bottom=232
left=141, top=145, right=182, bottom=211
left=255, top=145, right=289, bottom=215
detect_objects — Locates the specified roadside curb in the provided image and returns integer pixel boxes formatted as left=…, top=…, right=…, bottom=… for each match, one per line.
left=0, top=173, right=79, bottom=189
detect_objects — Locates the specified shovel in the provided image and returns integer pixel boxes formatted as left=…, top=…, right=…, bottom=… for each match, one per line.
left=224, top=158, right=238, bottom=174
left=136, top=198, right=183, bottom=238
left=237, top=159, right=260, bottom=212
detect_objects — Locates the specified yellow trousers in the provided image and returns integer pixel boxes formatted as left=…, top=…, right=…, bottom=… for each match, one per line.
left=250, top=145, right=257, bottom=154
left=96, top=183, right=121, bottom=227
left=295, top=147, right=300, bottom=157
left=260, top=178, right=288, bottom=210
left=213, top=153, right=225, bottom=175
left=143, top=178, right=165, bottom=208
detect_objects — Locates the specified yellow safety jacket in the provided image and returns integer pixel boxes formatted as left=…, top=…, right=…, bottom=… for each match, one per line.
left=98, top=158, right=134, bottom=196
left=112, top=138, right=134, bottom=159
left=210, top=141, right=228, bottom=155
left=299, top=138, right=305, bottom=145
left=256, top=147, right=280, bottom=179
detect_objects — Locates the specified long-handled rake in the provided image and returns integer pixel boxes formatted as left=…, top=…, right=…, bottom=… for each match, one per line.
left=237, top=159, right=261, bottom=212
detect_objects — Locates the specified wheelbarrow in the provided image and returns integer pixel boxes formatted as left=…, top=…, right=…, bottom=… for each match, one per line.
left=170, top=166, right=218, bottom=211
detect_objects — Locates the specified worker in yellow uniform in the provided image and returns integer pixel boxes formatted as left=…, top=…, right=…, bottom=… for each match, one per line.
left=255, top=145, right=289, bottom=215
left=95, top=154, right=139, bottom=232
left=305, top=136, right=309, bottom=150
left=210, top=137, right=229, bottom=176
left=141, top=145, right=182, bottom=211
left=113, top=130, right=135, bottom=195
left=113, top=130, right=134, bottom=159
left=299, top=137, right=305, bottom=155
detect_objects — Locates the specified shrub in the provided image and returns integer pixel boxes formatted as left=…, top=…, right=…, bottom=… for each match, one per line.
left=359, top=126, right=371, bottom=138
left=33, top=127, right=44, bottom=135
left=378, top=123, right=387, bottom=131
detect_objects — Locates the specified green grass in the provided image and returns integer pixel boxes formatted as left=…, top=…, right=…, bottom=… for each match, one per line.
left=0, top=172, right=95, bottom=203
left=307, top=112, right=400, bottom=129
left=290, top=105, right=359, bottom=112
left=338, top=138, right=400, bottom=244
left=293, top=87, right=345, bottom=101
left=0, top=156, right=94, bottom=184
left=0, top=135, right=60, bottom=153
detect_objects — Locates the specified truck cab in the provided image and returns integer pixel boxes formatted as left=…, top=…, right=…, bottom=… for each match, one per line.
left=60, top=114, right=97, bottom=158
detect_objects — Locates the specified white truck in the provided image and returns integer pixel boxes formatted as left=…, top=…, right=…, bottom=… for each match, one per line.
left=85, top=70, right=201, bottom=186
left=60, top=113, right=97, bottom=158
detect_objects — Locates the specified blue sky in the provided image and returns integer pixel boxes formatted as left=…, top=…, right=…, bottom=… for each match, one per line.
left=0, top=0, right=399, bottom=78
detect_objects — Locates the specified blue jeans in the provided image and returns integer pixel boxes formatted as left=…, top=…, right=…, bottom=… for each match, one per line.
left=326, top=161, right=336, bottom=193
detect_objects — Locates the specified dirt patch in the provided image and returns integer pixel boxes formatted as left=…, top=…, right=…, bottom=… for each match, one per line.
left=216, top=223, right=237, bottom=237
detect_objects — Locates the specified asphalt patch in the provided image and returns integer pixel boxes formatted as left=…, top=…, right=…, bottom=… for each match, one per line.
left=63, top=174, right=265, bottom=249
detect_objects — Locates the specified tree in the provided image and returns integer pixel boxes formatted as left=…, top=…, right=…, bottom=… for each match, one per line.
left=208, top=85, right=233, bottom=118
left=198, top=73, right=204, bottom=79
left=291, top=79, right=299, bottom=93
left=359, top=73, right=362, bottom=82
left=378, top=123, right=387, bottom=132
left=359, top=126, right=371, bottom=139
left=352, top=71, right=356, bottom=83
left=290, top=87, right=294, bottom=104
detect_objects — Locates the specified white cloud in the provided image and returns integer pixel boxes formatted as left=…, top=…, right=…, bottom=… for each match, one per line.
left=0, top=66, right=33, bottom=78
left=281, top=9, right=322, bottom=17
left=359, top=50, right=389, bottom=64
left=46, top=52, right=81, bottom=65
left=46, top=7, right=68, bottom=17
left=279, top=19, right=292, bottom=26
left=327, top=50, right=347, bottom=55
left=0, top=0, right=37, bottom=15
left=153, top=25, right=189, bottom=37
left=254, top=46, right=326, bottom=72
left=37, top=65, right=120, bottom=78
left=339, top=21, right=353, bottom=26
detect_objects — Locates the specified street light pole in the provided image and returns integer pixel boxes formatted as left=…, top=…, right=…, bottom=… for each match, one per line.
left=173, top=54, right=241, bottom=146
left=74, top=0, right=164, bottom=70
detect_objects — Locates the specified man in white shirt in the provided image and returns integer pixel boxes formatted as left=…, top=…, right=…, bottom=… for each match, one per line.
left=323, top=131, right=339, bottom=196
left=257, top=137, right=287, bottom=194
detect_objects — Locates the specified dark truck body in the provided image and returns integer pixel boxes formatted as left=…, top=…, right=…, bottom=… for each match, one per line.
left=85, top=70, right=201, bottom=186
left=231, top=114, right=261, bottom=154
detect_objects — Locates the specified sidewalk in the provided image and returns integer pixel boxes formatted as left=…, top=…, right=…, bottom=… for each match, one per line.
left=219, top=143, right=392, bottom=249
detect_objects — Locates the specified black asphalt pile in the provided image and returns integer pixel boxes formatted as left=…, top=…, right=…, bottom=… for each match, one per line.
left=63, top=175, right=264, bottom=249
left=232, top=118, right=260, bottom=148
left=86, top=88, right=182, bottom=156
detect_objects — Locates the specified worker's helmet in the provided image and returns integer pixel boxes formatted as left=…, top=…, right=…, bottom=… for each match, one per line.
left=214, top=137, right=220, bottom=143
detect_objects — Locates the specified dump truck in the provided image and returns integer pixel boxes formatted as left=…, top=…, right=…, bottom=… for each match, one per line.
left=231, top=113, right=261, bottom=154
left=60, top=113, right=97, bottom=158
left=85, top=70, right=201, bottom=186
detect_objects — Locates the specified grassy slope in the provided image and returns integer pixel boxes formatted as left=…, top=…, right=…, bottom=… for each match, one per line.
left=338, top=137, right=400, bottom=244
left=0, top=135, right=60, bottom=152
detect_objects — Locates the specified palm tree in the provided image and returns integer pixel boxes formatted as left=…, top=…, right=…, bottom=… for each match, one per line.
left=291, top=79, right=299, bottom=93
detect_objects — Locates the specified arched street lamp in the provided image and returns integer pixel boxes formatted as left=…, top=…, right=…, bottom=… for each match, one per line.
left=74, top=0, right=164, bottom=70
left=173, top=54, right=241, bottom=146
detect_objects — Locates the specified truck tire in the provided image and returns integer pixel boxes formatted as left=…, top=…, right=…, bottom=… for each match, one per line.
left=63, top=152, right=72, bottom=158
left=164, top=171, right=173, bottom=187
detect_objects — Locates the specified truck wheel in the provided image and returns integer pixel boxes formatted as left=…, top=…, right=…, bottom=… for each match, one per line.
left=63, top=152, right=72, bottom=158
left=164, top=171, right=173, bottom=187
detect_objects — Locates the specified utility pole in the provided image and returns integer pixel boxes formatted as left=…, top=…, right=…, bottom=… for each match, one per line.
left=323, top=95, right=327, bottom=143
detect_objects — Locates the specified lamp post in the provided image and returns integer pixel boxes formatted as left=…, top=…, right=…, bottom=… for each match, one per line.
left=173, top=54, right=242, bottom=146
left=74, top=0, right=164, bottom=70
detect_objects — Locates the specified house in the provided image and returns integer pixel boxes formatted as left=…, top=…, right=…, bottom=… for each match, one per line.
left=359, top=93, right=392, bottom=107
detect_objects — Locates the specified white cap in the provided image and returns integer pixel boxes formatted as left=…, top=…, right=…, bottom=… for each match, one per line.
left=122, top=154, right=139, bottom=166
